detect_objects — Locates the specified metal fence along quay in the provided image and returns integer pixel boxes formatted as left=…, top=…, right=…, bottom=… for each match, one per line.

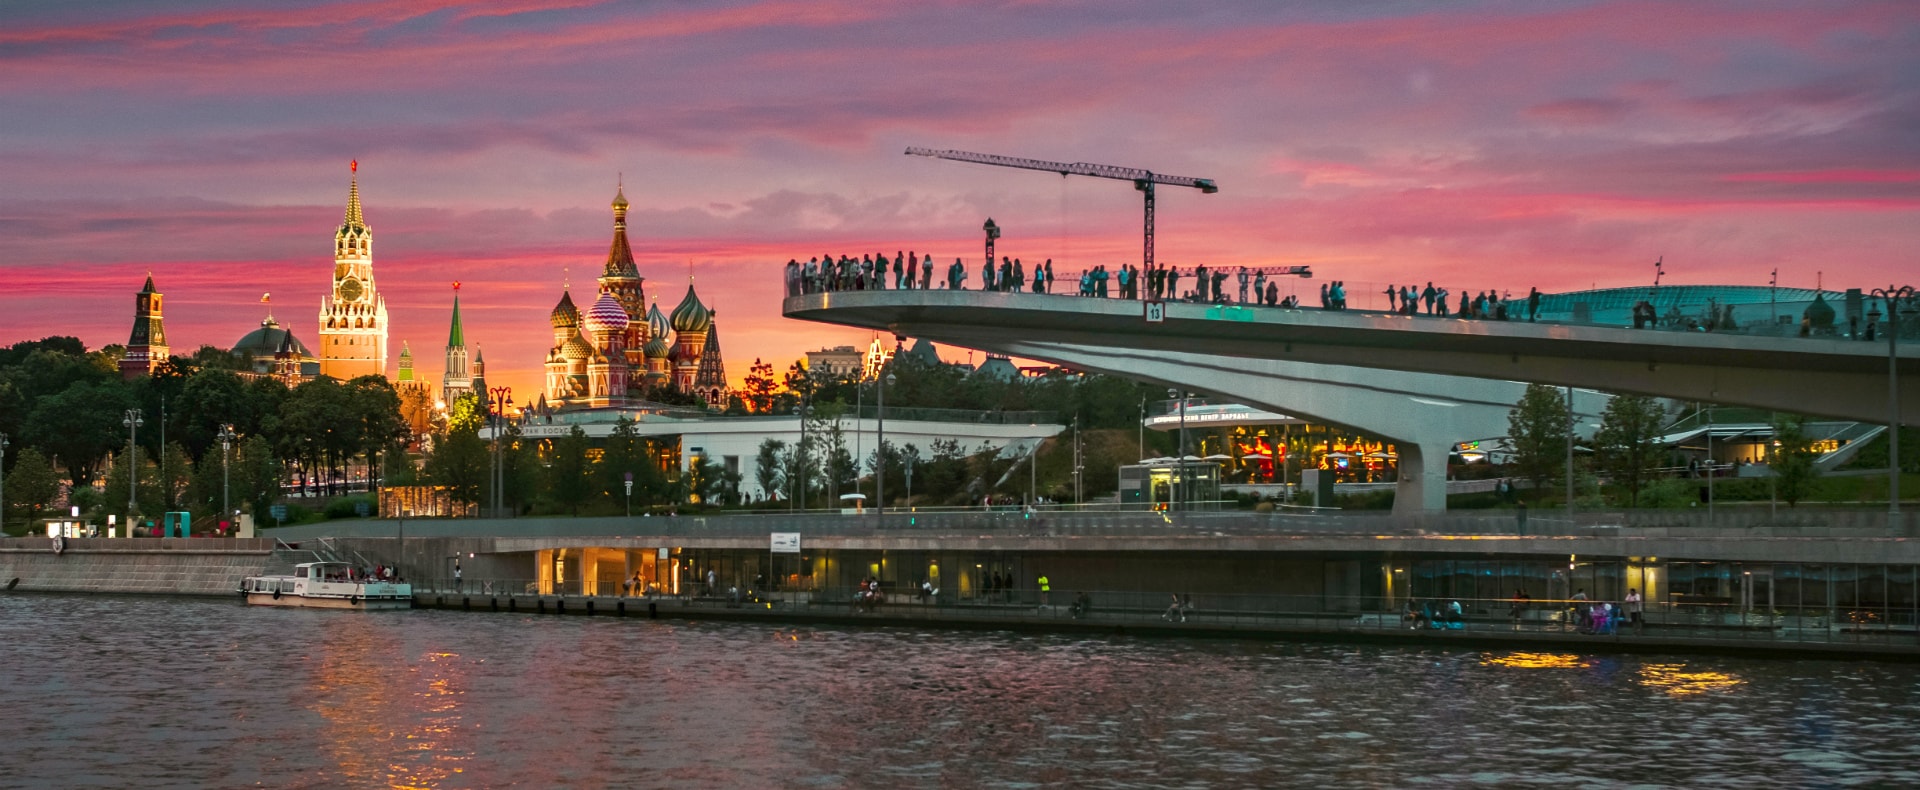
left=405, top=583, right=1920, bottom=656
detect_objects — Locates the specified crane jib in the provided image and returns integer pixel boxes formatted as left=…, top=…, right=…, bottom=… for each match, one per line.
left=905, top=147, right=1217, bottom=191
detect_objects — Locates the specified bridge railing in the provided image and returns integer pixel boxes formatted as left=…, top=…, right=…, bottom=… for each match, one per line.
left=273, top=506, right=1920, bottom=542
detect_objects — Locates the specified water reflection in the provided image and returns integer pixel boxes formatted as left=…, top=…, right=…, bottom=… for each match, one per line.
left=1481, top=651, right=1592, bottom=669
left=0, top=595, right=1915, bottom=788
left=1637, top=663, right=1745, bottom=696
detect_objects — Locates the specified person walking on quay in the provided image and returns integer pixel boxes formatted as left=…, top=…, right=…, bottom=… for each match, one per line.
left=1509, top=588, right=1529, bottom=629
left=1166, top=266, right=1182, bottom=300
left=921, top=253, right=933, bottom=289
left=706, top=568, right=718, bottom=597
left=1385, top=284, right=1398, bottom=313
left=1527, top=286, right=1541, bottom=322
left=1252, top=269, right=1267, bottom=304
left=453, top=561, right=463, bottom=592
left=1237, top=267, right=1251, bottom=303
left=1570, top=588, right=1590, bottom=632
left=1037, top=573, right=1051, bottom=606
left=1625, top=588, right=1644, bottom=634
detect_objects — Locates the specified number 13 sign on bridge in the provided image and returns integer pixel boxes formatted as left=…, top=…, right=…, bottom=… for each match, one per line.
left=1144, top=301, right=1165, bottom=323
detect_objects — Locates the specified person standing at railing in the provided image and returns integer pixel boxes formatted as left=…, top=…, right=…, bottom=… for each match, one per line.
left=453, top=561, right=462, bottom=592
left=1038, top=574, right=1050, bottom=606
left=1509, top=589, right=1529, bottom=629
left=1625, top=588, right=1644, bottom=634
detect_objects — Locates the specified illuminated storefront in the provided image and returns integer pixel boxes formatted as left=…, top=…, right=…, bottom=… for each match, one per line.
left=1143, top=398, right=1402, bottom=486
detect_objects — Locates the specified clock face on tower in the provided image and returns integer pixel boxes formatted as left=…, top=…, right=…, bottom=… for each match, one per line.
left=340, top=277, right=364, bottom=302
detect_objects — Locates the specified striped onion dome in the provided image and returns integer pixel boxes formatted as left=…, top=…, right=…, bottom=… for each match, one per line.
left=584, top=291, right=629, bottom=333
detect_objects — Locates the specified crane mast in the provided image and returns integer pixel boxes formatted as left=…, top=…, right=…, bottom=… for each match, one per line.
left=905, top=147, right=1218, bottom=271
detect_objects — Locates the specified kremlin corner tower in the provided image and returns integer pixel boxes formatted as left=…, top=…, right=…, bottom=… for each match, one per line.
left=318, top=162, right=389, bottom=380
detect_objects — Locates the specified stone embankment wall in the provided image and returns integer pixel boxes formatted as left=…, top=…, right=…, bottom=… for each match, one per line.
left=0, top=538, right=276, bottom=596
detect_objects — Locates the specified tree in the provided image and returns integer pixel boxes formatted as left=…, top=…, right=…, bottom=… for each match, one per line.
left=446, top=391, right=484, bottom=435
left=755, top=438, right=787, bottom=503
left=1770, top=414, right=1819, bottom=507
left=422, top=429, right=488, bottom=506
left=158, top=442, right=194, bottom=511
left=6, top=447, right=59, bottom=533
left=685, top=456, right=724, bottom=506
left=599, top=417, right=648, bottom=513
left=1506, top=384, right=1571, bottom=495
left=233, top=436, right=282, bottom=520
left=345, top=376, right=409, bottom=490
left=102, top=447, right=166, bottom=522
left=497, top=423, right=540, bottom=514
left=546, top=426, right=594, bottom=515
left=743, top=358, right=779, bottom=413
left=27, top=379, right=135, bottom=486
left=1594, top=394, right=1667, bottom=507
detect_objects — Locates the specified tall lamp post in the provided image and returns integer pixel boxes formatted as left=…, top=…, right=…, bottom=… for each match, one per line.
left=983, top=218, right=1001, bottom=290
left=875, top=366, right=895, bottom=517
left=1167, top=388, right=1188, bottom=511
left=217, top=424, right=236, bottom=533
left=123, top=409, right=143, bottom=535
left=1869, top=285, right=1916, bottom=523
left=488, top=386, right=512, bottom=518
left=0, top=432, right=10, bottom=535
left=791, top=403, right=805, bottom=512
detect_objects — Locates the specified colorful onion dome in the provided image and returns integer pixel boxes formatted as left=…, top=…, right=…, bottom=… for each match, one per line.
left=644, top=335, right=671, bottom=359
left=584, top=291, right=629, bottom=333
left=562, top=332, right=595, bottom=360
left=669, top=284, right=711, bottom=334
left=550, top=291, right=580, bottom=328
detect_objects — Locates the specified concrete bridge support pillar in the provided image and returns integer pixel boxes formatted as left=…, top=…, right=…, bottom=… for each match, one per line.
left=1393, top=440, right=1455, bottom=516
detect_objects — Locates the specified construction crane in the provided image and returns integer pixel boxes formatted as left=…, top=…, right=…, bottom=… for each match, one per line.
left=905, top=147, right=1218, bottom=271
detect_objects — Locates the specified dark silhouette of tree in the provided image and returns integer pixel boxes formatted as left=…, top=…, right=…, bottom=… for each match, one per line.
left=1595, top=394, right=1667, bottom=507
left=1507, top=384, right=1571, bottom=495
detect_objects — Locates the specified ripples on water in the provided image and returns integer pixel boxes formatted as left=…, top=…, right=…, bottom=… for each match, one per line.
left=2, top=595, right=1918, bottom=788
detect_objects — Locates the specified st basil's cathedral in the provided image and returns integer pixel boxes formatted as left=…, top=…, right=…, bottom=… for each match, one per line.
left=539, top=187, right=728, bottom=412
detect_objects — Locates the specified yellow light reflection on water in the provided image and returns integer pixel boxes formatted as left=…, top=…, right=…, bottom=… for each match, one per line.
left=1636, top=663, right=1744, bottom=696
left=1480, top=652, right=1591, bottom=669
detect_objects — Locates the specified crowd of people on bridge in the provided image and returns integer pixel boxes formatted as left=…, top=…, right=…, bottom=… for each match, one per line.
left=1358, top=282, right=1544, bottom=322
left=782, top=252, right=1548, bottom=324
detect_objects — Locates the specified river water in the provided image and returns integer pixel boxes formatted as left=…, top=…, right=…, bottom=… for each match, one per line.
left=2, top=594, right=1918, bottom=789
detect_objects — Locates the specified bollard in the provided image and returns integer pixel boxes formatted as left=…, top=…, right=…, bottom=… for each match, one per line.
left=585, top=600, right=594, bottom=616
left=508, top=597, right=516, bottom=611
left=491, top=597, right=499, bottom=612
left=648, top=601, right=658, bottom=619
left=617, top=601, right=626, bottom=617
left=436, top=596, right=444, bottom=607
left=463, top=597, right=470, bottom=611
left=537, top=599, right=544, bottom=613
left=556, top=599, right=566, bottom=615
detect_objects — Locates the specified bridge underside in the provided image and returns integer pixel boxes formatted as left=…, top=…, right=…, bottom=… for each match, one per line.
left=784, top=291, right=1917, bottom=423
left=996, top=340, right=1610, bottom=514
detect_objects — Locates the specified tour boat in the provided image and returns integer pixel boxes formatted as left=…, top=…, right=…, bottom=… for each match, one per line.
left=240, top=562, right=412, bottom=610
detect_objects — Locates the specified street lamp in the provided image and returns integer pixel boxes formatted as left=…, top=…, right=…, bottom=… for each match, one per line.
left=217, top=424, right=236, bottom=533
left=1167, top=388, right=1188, bottom=511
left=0, top=432, right=9, bottom=535
left=123, top=409, right=143, bottom=535
left=1868, top=285, right=1916, bottom=523
left=488, top=385, right=512, bottom=518
left=876, top=367, right=895, bottom=516
left=983, top=218, right=1001, bottom=291
left=790, top=403, right=804, bottom=511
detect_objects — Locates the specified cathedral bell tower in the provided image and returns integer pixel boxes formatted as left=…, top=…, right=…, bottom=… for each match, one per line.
left=318, top=160, right=390, bottom=380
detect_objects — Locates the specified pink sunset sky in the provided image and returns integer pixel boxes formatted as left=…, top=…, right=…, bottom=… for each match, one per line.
left=2, top=1, right=1917, bottom=400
